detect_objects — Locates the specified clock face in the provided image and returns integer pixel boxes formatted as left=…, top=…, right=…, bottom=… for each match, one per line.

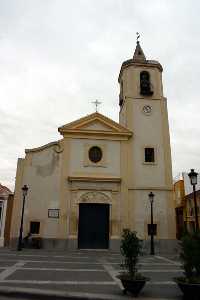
left=142, top=105, right=152, bottom=115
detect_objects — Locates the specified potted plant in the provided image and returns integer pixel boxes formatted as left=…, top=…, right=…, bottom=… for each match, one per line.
left=117, top=228, right=149, bottom=296
left=174, top=231, right=200, bottom=299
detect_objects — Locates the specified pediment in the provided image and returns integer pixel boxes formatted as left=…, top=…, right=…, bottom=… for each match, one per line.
left=58, top=112, right=132, bottom=139
left=79, top=120, right=114, bottom=131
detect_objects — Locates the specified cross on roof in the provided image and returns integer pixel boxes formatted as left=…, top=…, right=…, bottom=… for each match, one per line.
left=92, top=100, right=102, bottom=112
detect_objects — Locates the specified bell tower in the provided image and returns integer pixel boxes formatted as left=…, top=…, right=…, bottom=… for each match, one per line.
left=119, top=40, right=163, bottom=128
left=119, top=41, right=176, bottom=251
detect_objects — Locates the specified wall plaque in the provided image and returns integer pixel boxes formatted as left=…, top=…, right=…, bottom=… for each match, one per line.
left=48, top=209, right=59, bottom=219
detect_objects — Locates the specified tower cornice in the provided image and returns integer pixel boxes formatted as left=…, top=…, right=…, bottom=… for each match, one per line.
left=118, top=59, right=163, bottom=82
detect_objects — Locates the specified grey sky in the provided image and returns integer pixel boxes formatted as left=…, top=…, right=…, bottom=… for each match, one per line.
left=0, top=0, right=200, bottom=190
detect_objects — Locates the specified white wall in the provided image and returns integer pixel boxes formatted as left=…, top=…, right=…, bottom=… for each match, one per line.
left=69, top=138, right=121, bottom=177
left=130, top=99, right=166, bottom=187
left=0, top=200, right=7, bottom=247
left=22, top=146, right=62, bottom=238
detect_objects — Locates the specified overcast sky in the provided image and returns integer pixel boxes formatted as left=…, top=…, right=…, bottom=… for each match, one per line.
left=1, top=0, right=200, bottom=191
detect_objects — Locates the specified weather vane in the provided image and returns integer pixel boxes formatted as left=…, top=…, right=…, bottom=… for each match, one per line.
left=92, top=100, right=102, bottom=112
left=136, top=32, right=140, bottom=43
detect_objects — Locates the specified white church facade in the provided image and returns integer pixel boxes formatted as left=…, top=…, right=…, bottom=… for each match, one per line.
left=10, top=42, right=176, bottom=252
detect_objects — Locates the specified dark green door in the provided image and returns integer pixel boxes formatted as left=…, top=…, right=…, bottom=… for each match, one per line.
left=78, top=203, right=109, bottom=249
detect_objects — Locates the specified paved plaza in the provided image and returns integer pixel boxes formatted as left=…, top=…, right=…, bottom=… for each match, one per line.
left=0, top=249, right=183, bottom=299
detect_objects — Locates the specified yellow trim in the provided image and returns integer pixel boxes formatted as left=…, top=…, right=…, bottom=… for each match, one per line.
left=59, top=138, right=71, bottom=239
left=128, top=186, right=173, bottom=191
left=61, top=129, right=132, bottom=138
left=58, top=112, right=132, bottom=136
left=62, top=133, right=131, bottom=141
left=74, top=118, right=120, bottom=131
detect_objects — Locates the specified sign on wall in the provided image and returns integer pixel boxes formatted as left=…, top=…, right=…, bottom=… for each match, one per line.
left=148, top=224, right=157, bottom=236
left=48, top=209, right=60, bottom=219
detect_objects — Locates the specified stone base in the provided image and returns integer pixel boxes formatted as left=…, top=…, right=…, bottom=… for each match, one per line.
left=0, top=237, right=4, bottom=247
left=9, top=238, right=179, bottom=254
left=109, top=238, right=179, bottom=254
left=109, top=239, right=120, bottom=251
left=142, top=239, right=179, bottom=255
left=41, top=239, right=68, bottom=249
left=67, top=239, right=78, bottom=250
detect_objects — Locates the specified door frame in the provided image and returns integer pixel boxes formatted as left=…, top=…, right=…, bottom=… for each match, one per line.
left=78, top=203, right=110, bottom=249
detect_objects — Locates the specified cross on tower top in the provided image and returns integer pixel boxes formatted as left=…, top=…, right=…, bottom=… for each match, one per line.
left=92, top=100, right=102, bottom=112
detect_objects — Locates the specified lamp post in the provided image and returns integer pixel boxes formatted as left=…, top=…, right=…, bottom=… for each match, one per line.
left=149, top=192, right=155, bottom=255
left=188, top=169, right=199, bottom=232
left=17, top=185, right=28, bottom=251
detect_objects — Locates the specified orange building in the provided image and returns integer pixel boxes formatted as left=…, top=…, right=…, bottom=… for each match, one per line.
left=184, top=190, right=200, bottom=233
left=173, top=179, right=186, bottom=239
left=174, top=174, right=200, bottom=237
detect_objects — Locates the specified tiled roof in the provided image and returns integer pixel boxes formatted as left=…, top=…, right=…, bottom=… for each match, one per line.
left=0, top=183, right=12, bottom=196
left=184, top=189, right=200, bottom=200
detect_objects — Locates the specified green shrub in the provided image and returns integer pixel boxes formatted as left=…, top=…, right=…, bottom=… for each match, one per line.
left=120, top=229, right=142, bottom=279
left=180, top=231, right=200, bottom=282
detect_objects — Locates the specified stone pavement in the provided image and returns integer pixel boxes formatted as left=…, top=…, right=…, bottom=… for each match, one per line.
left=0, top=249, right=183, bottom=299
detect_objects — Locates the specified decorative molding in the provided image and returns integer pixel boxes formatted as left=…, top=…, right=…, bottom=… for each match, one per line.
left=58, top=112, right=132, bottom=139
left=61, top=130, right=132, bottom=139
left=64, top=134, right=131, bottom=141
left=25, top=141, right=64, bottom=154
left=118, top=60, right=163, bottom=82
left=128, top=186, right=173, bottom=191
left=53, top=143, right=64, bottom=153
left=59, top=112, right=132, bottom=131
left=68, top=176, right=121, bottom=183
left=79, top=191, right=111, bottom=204
left=124, top=96, right=162, bottom=101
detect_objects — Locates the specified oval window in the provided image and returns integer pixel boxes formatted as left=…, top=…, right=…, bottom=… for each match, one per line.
left=89, top=146, right=102, bottom=163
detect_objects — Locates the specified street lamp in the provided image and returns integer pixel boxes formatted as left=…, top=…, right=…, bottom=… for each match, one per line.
left=17, top=185, right=28, bottom=251
left=188, top=169, right=199, bottom=232
left=149, top=192, right=155, bottom=255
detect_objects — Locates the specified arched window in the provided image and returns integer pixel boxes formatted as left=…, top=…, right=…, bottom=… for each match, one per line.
left=140, top=71, right=153, bottom=96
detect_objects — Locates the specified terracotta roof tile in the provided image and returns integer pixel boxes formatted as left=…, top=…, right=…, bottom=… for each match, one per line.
left=0, top=183, right=12, bottom=196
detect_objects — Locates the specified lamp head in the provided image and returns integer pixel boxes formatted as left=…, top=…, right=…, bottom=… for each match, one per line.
left=188, top=169, right=198, bottom=186
left=149, top=191, right=154, bottom=204
left=22, top=185, right=28, bottom=197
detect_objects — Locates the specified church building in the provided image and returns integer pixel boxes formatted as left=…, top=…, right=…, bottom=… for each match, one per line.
left=10, top=42, right=176, bottom=252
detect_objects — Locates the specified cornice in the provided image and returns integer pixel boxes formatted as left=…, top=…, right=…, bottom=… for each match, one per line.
left=128, top=186, right=173, bottom=191
left=68, top=176, right=121, bottom=183
left=118, top=59, right=163, bottom=82
left=58, top=112, right=133, bottom=138
left=61, top=129, right=132, bottom=140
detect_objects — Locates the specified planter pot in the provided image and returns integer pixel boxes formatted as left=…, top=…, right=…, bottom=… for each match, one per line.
left=174, top=278, right=200, bottom=300
left=117, top=274, right=149, bottom=296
